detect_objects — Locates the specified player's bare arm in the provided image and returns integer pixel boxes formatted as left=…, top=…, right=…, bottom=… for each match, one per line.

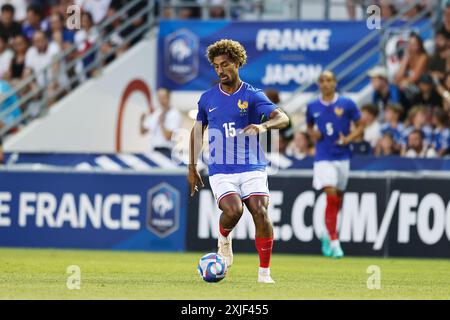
left=337, top=119, right=365, bottom=145
left=307, top=123, right=322, bottom=143
left=188, top=121, right=207, bottom=196
left=241, top=108, right=289, bottom=135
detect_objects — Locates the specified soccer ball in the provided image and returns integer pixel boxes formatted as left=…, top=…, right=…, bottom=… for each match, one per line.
left=197, top=252, right=227, bottom=283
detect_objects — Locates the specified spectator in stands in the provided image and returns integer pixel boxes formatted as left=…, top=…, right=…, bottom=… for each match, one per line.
left=394, top=33, right=428, bottom=103
left=48, top=12, right=75, bottom=51
left=22, top=3, right=49, bottom=41
left=74, top=11, right=98, bottom=78
left=286, top=131, right=314, bottom=159
left=24, top=30, right=61, bottom=107
left=349, top=130, right=372, bottom=156
left=76, top=0, right=111, bottom=24
left=0, top=78, right=21, bottom=131
left=436, top=2, right=450, bottom=39
left=140, top=88, right=181, bottom=157
left=434, top=72, right=450, bottom=112
left=380, top=103, right=404, bottom=150
left=0, top=4, right=21, bottom=42
left=264, top=88, right=294, bottom=154
left=360, top=103, right=381, bottom=148
left=368, top=66, right=402, bottom=118
left=0, top=0, right=27, bottom=22
left=0, top=33, right=13, bottom=79
left=179, top=0, right=201, bottom=19
left=403, top=129, right=437, bottom=158
left=4, top=34, right=28, bottom=89
left=100, top=4, right=129, bottom=64
left=431, top=108, right=450, bottom=156
left=380, top=0, right=398, bottom=19
left=401, top=105, right=433, bottom=150
left=374, top=132, right=399, bottom=156
left=428, top=30, right=450, bottom=82
left=210, top=0, right=226, bottom=19
left=410, top=73, right=443, bottom=110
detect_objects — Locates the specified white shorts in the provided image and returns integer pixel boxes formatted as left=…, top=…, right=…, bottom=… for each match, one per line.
left=209, top=170, right=269, bottom=205
left=313, top=160, right=350, bottom=191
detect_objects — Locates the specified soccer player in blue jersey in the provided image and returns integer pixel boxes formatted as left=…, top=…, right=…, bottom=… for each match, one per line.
left=306, top=71, right=365, bottom=259
left=188, top=39, right=289, bottom=283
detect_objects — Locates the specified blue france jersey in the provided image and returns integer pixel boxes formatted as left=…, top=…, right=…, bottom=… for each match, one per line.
left=197, top=82, right=277, bottom=175
left=433, top=127, right=450, bottom=152
left=306, top=95, right=361, bottom=161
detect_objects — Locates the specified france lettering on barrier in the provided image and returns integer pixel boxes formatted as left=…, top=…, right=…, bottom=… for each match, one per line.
left=186, top=175, right=450, bottom=258
left=0, top=171, right=187, bottom=251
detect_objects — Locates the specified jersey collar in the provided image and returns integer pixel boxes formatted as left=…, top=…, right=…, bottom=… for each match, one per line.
left=219, top=81, right=244, bottom=96
left=319, top=93, right=339, bottom=106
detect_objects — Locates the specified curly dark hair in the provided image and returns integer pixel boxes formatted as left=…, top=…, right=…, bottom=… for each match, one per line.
left=206, top=39, right=247, bottom=67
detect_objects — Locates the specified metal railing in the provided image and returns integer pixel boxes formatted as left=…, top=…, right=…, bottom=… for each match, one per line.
left=279, top=0, right=438, bottom=114
left=159, top=0, right=375, bottom=20
left=0, top=0, right=157, bottom=137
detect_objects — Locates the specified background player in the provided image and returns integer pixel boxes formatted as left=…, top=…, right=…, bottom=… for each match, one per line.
left=306, top=70, right=365, bottom=259
left=188, top=39, right=289, bottom=283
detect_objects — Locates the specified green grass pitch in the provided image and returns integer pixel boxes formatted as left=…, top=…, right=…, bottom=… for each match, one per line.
left=1, top=247, right=449, bottom=299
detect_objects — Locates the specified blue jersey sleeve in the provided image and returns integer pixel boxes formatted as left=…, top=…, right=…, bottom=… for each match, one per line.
left=347, top=98, right=361, bottom=122
left=253, top=90, right=277, bottom=122
left=306, top=104, right=314, bottom=126
left=196, top=94, right=208, bottom=126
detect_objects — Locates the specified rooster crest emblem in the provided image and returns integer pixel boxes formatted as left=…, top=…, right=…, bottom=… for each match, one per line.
left=237, top=99, right=248, bottom=113
left=334, top=107, right=344, bottom=117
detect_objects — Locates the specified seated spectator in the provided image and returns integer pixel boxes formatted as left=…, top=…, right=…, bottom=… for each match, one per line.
left=4, top=34, right=28, bottom=88
left=436, top=2, right=450, bottom=39
left=286, top=131, right=314, bottom=159
left=368, top=66, right=402, bottom=119
left=0, top=0, right=27, bottom=22
left=434, top=72, right=450, bottom=112
left=375, top=132, right=399, bottom=156
left=100, top=5, right=129, bottom=65
left=22, top=3, right=49, bottom=41
left=48, top=12, right=75, bottom=51
left=410, top=73, right=443, bottom=110
left=428, top=30, right=449, bottom=82
left=393, top=33, right=428, bottom=103
left=76, top=0, right=112, bottom=24
left=401, top=105, right=433, bottom=149
left=403, top=129, right=437, bottom=158
left=380, top=0, right=397, bottom=19
left=0, top=33, right=13, bottom=79
left=210, top=0, right=226, bottom=18
left=74, top=11, right=99, bottom=79
left=349, top=130, right=372, bottom=156
left=380, top=103, right=404, bottom=148
left=360, top=103, right=381, bottom=148
left=0, top=4, right=21, bottom=42
left=431, top=108, right=450, bottom=156
left=0, top=78, right=21, bottom=130
left=24, top=30, right=62, bottom=107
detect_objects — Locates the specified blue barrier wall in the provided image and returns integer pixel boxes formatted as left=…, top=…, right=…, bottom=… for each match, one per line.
left=0, top=170, right=188, bottom=251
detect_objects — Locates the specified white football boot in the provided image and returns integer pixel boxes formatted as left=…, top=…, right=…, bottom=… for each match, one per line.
left=258, top=268, right=275, bottom=284
left=218, top=233, right=233, bottom=268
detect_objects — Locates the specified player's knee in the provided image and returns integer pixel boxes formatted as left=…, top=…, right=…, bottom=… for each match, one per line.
left=251, top=206, right=269, bottom=224
left=221, top=203, right=243, bottom=220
